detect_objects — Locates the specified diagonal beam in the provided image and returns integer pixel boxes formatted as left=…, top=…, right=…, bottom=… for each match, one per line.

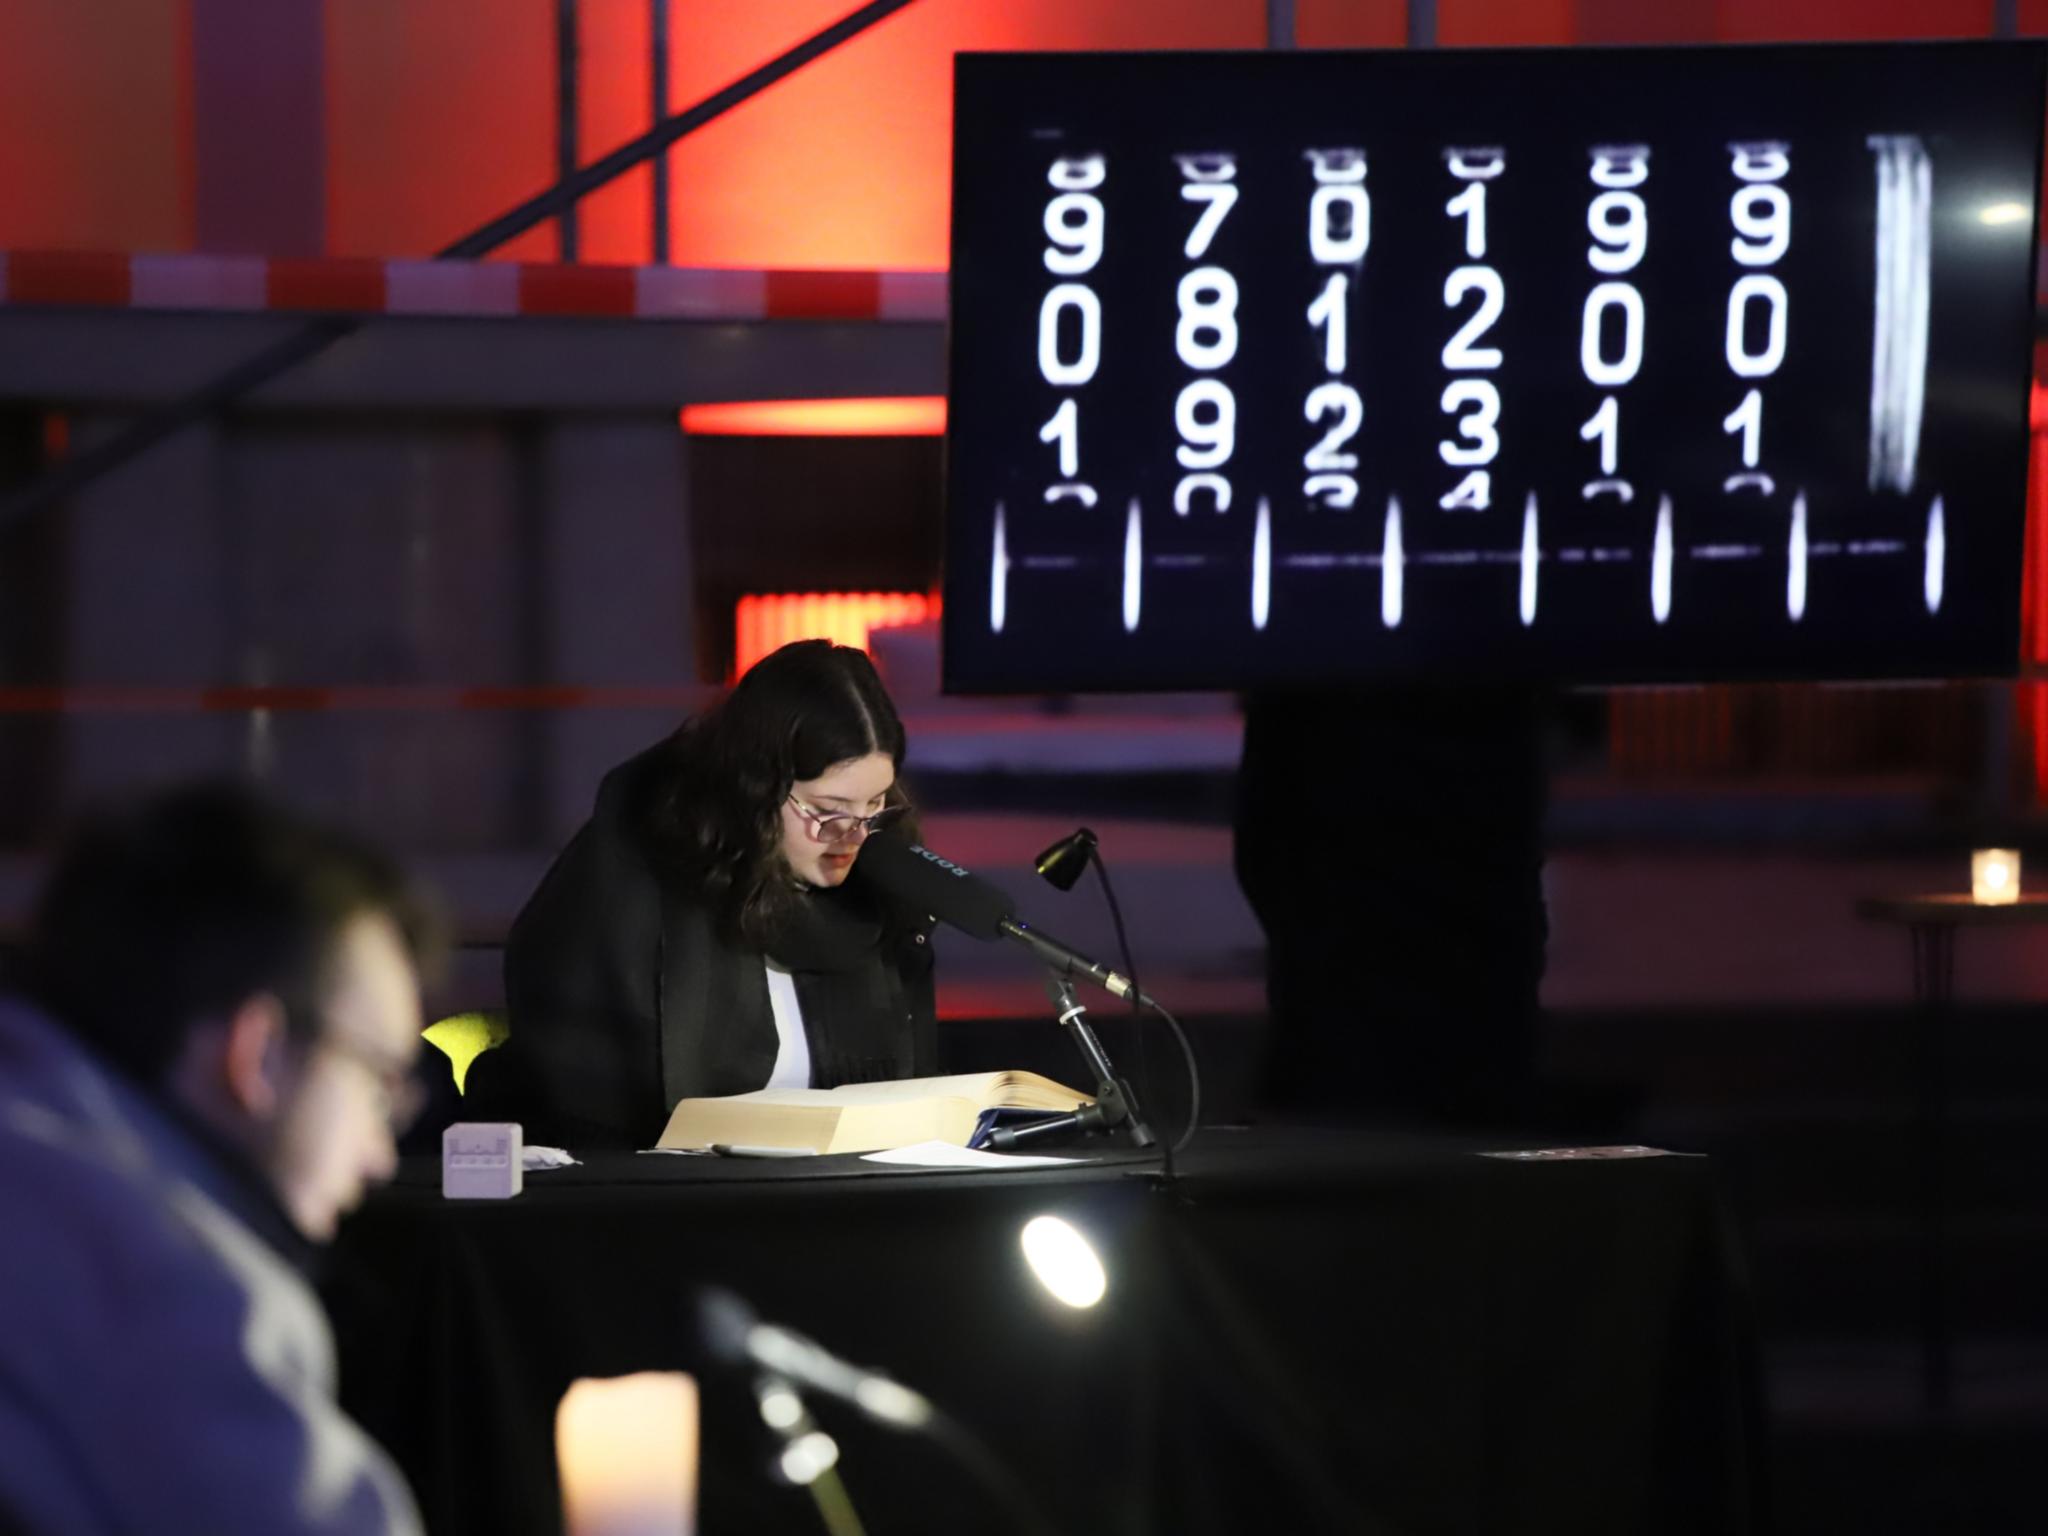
left=1, top=0, right=921, bottom=527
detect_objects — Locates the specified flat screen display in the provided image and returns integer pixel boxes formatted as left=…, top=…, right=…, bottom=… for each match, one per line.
left=942, top=43, right=2046, bottom=691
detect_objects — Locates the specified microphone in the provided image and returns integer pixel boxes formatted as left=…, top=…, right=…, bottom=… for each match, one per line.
left=857, top=834, right=1158, bottom=1010
left=698, top=1287, right=933, bottom=1430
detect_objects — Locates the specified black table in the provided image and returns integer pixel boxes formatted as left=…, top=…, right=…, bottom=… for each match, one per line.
left=326, top=1128, right=1762, bottom=1536
left=1855, top=893, right=2048, bottom=1421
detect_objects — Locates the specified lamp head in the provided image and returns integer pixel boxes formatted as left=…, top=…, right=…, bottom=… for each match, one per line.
left=1033, top=827, right=1098, bottom=893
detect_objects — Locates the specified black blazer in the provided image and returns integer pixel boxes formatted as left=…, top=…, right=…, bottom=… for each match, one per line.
left=469, top=744, right=938, bottom=1148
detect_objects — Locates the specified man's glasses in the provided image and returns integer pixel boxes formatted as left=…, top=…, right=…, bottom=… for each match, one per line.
left=319, top=1034, right=428, bottom=1135
left=787, top=794, right=906, bottom=844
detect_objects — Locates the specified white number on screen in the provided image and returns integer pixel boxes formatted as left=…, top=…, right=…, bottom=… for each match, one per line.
left=1176, top=267, right=1239, bottom=371
left=1043, top=194, right=1105, bottom=276
left=1182, top=183, right=1239, bottom=260
left=1587, top=192, right=1647, bottom=274
left=1579, top=396, right=1619, bottom=475
left=1175, top=472, right=1232, bottom=515
left=1439, top=471, right=1491, bottom=512
left=1446, top=181, right=1487, bottom=260
left=1730, top=184, right=1790, bottom=267
left=1176, top=379, right=1236, bottom=469
left=1722, top=387, right=1763, bottom=467
left=1304, top=382, right=1362, bottom=470
left=1039, top=398, right=1079, bottom=477
left=1307, top=273, right=1349, bottom=374
left=1305, top=473, right=1360, bottom=510
left=1580, top=282, right=1644, bottom=387
left=1442, top=267, right=1504, bottom=370
left=1047, top=155, right=1105, bottom=191
left=1730, top=144, right=1790, bottom=184
left=1439, top=379, right=1501, bottom=465
left=1590, top=146, right=1650, bottom=189
left=1309, top=185, right=1370, bottom=265
left=1725, top=274, right=1787, bottom=378
left=1038, top=284, right=1101, bottom=387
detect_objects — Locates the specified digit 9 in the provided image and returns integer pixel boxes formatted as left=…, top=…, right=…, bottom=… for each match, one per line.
left=1730, top=184, right=1790, bottom=267
left=1043, top=193, right=1104, bottom=276
left=1587, top=192, right=1646, bottom=275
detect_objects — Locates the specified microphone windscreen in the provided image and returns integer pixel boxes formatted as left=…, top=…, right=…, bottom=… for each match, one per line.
left=697, top=1287, right=756, bottom=1365
left=855, top=834, right=1015, bottom=941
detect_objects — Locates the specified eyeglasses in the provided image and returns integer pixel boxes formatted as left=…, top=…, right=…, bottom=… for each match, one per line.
left=787, top=793, right=906, bottom=844
left=318, top=1033, right=428, bottom=1135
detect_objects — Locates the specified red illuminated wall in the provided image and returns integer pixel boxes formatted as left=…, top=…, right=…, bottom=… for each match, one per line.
left=3, top=0, right=2028, bottom=265
left=645, top=1, right=1265, bottom=271
left=0, top=0, right=191, bottom=253
left=325, top=0, right=558, bottom=262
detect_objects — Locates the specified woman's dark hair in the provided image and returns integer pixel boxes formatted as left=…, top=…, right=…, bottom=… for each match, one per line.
left=645, top=640, right=912, bottom=949
left=23, top=782, right=444, bottom=1087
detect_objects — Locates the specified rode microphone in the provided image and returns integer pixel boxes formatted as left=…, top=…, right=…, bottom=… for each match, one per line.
left=856, top=833, right=1157, bottom=1011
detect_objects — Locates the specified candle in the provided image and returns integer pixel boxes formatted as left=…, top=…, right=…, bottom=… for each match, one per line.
left=1971, top=849, right=2021, bottom=906
left=556, top=1373, right=698, bottom=1536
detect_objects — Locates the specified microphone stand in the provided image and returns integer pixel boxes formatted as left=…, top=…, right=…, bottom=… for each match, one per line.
left=987, top=971, right=1156, bottom=1150
left=749, top=1374, right=868, bottom=1536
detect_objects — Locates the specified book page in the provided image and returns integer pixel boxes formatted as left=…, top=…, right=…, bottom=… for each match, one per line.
left=821, top=1071, right=1091, bottom=1111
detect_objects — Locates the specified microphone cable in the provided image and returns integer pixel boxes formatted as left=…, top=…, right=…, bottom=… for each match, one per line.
left=1086, top=847, right=1201, bottom=1158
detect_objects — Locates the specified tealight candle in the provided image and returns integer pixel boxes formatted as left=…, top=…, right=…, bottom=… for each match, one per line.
left=1972, top=848, right=2021, bottom=906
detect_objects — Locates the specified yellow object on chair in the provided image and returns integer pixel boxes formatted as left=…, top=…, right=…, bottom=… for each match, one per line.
left=423, top=1012, right=509, bottom=1095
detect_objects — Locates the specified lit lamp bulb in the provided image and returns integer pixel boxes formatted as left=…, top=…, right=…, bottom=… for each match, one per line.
left=556, top=1373, right=698, bottom=1536
left=1020, top=1214, right=1107, bottom=1309
left=1972, top=849, right=2021, bottom=906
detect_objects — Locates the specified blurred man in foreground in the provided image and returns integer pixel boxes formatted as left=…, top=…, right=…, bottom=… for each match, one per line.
left=0, top=784, right=438, bottom=1534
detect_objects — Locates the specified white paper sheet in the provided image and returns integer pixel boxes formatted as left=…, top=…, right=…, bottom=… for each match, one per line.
left=860, top=1140, right=1084, bottom=1169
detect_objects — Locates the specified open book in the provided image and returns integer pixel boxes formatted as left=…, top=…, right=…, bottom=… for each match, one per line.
left=656, top=1071, right=1092, bottom=1155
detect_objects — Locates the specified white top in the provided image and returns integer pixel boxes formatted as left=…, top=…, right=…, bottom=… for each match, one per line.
left=762, top=959, right=812, bottom=1090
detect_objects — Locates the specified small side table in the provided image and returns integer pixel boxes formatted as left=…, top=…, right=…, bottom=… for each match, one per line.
left=1854, top=893, right=2048, bottom=1418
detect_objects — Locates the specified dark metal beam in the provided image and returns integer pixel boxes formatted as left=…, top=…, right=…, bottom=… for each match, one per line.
left=1265, top=0, right=1295, bottom=50
left=651, top=0, right=671, bottom=263
left=440, top=0, right=917, bottom=260
left=1408, top=0, right=1436, bottom=48
left=0, top=0, right=922, bottom=526
left=557, top=0, right=580, bottom=261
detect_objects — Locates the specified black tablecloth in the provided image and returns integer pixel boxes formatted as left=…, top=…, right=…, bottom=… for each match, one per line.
left=325, top=1128, right=1762, bottom=1535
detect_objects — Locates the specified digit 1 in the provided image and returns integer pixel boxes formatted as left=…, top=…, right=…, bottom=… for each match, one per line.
left=1039, top=398, right=1079, bottom=477
left=1579, top=396, right=1619, bottom=476
left=1446, top=181, right=1486, bottom=260
left=1307, top=273, right=1348, bottom=374
left=1722, top=388, right=1762, bottom=469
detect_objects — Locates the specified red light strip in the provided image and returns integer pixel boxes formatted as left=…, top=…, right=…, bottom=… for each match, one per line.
left=682, top=397, right=946, bottom=436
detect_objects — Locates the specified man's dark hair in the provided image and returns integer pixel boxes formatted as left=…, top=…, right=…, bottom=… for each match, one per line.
left=23, top=782, right=442, bottom=1086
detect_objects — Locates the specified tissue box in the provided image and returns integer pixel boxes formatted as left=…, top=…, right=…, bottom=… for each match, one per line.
left=443, top=1122, right=523, bottom=1199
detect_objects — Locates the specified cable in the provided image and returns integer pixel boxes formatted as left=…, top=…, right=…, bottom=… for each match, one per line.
left=1146, top=998, right=1203, bottom=1157
left=1089, top=854, right=1201, bottom=1156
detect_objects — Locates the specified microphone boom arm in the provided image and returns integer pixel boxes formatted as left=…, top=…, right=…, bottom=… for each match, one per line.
left=987, top=971, right=1156, bottom=1151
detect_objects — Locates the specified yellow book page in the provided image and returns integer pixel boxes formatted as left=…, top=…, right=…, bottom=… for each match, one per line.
left=822, top=1096, right=984, bottom=1153
left=656, top=1073, right=1092, bottom=1152
left=820, top=1071, right=1090, bottom=1111
left=657, top=1097, right=843, bottom=1152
